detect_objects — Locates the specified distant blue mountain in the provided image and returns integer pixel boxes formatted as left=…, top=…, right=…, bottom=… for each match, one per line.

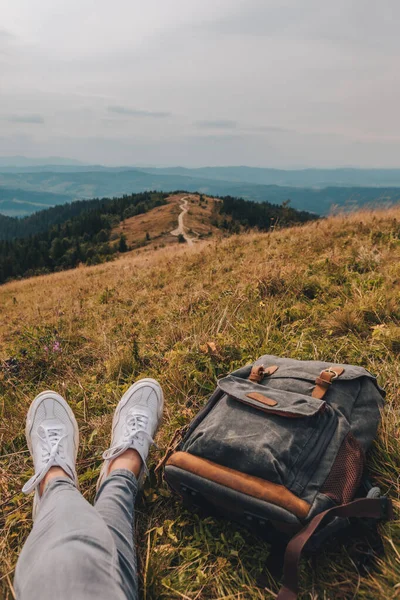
left=2, top=160, right=400, bottom=186
left=1, top=162, right=400, bottom=217
left=140, top=166, right=400, bottom=188
left=0, top=156, right=87, bottom=168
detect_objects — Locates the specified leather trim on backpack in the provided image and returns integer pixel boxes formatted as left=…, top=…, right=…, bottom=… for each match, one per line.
left=236, top=396, right=314, bottom=418
left=249, top=364, right=278, bottom=382
left=249, top=365, right=265, bottom=383
left=311, top=367, right=345, bottom=399
left=166, top=451, right=311, bottom=519
left=246, top=392, right=278, bottom=407
left=276, top=497, right=393, bottom=600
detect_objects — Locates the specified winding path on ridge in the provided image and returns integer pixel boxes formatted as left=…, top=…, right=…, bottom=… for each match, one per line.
left=170, top=196, right=198, bottom=246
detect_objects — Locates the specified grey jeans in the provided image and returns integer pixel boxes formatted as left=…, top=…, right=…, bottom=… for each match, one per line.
left=14, top=469, right=138, bottom=600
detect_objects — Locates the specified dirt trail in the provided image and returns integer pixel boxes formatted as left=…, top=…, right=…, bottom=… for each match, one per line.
left=171, top=196, right=198, bottom=245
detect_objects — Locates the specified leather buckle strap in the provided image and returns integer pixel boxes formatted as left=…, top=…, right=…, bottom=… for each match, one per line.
left=249, top=365, right=265, bottom=383
left=312, top=366, right=345, bottom=399
left=249, top=364, right=278, bottom=383
left=276, top=497, right=393, bottom=600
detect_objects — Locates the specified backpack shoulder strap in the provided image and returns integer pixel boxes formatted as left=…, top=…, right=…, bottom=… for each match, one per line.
left=277, top=497, right=393, bottom=600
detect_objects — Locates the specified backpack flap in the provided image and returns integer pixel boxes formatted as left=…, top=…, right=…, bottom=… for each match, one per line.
left=217, top=375, right=325, bottom=417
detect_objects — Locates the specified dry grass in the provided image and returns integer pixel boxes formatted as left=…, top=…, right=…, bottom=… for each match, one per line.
left=185, top=195, right=222, bottom=237
left=113, top=194, right=181, bottom=249
left=1, top=206, right=400, bottom=598
left=113, top=193, right=221, bottom=249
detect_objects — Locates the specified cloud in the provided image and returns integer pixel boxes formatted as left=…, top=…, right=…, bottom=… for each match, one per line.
left=0, top=27, right=16, bottom=54
left=188, top=133, right=245, bottom=143
left=255, top=125, right=294, bottom=133
left=195, top=120, right=238, bottom=130
left=192, top=0, right=310, bottom=38
left=0, top=28, right=15, bottom=41
left=195, top=122, right=293, bottom=135
left=108, top=105, right=170, bottom=118
left=8, top=114, right=45, bottom=124
left=2, top=1, right=400, bottom=167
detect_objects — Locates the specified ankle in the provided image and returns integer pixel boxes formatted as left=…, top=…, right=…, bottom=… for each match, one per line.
left=109, top=448, right=143, bottom=478
left=39, top=466, right=70, bottom=496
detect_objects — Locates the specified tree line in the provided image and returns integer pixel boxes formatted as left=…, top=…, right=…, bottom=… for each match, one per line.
left=217, top=195, right=315, bottom=232
left=0, top=192, right=169, bottom=241
left=0, top=191, right=316, bottom=285
left=0, top=192, right=167, bottom=284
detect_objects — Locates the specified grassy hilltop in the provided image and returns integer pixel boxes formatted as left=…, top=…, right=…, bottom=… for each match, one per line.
left=1, top=207, right=400, bottom=599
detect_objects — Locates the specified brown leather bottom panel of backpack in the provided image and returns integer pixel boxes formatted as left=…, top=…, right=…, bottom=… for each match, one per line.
left=166, top=451, right=311, bottom=519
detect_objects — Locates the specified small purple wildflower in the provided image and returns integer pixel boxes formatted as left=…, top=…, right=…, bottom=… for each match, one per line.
left=52, top=341, right=61, bottom=353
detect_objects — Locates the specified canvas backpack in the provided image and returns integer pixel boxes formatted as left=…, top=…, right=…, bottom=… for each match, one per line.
left=163, top=354, right=393, bottom=599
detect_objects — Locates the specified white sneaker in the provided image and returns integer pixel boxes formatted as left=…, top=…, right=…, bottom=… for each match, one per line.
left=22, top=391, right=79, bottom=518
left=97, top=378, right=164, bottom=489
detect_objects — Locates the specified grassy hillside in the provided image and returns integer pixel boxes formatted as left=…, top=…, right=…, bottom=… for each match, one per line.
left=0, top=193, right=315, bottom=284
left=1, top=208, right=400, bottom=599
left=0, top=192, right=169, bottom=284
left=0, top=191, right=170, bottom=241
left=112, top=194, right=250, bottom=250
left=112, top=194, right=221, bottom=250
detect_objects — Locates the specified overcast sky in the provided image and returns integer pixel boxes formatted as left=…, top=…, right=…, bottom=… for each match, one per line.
left=1, top=0, right=400, bottom=167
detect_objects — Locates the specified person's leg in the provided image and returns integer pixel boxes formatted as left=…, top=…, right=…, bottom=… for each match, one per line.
left=15, top=474, right=126, bottom=600
left=94, top=379, right=164, bottom=600
left=14, top=391, right=126, bottom=600
left=94, top=463, right=139, bottom=600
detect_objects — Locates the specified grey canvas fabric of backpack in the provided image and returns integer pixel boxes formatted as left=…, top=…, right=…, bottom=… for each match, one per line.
left=164, top=354, right=393, bottom=600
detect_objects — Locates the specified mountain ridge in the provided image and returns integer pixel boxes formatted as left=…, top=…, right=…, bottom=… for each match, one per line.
left=1, top=169, right=400, bottom=217
left=2, top=159, right=400, bottom=186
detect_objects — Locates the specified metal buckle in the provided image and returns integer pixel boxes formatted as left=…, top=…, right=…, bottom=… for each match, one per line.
left=324, top=368, right=339, bottom=380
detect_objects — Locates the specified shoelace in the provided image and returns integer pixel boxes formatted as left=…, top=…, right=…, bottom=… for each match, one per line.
left=22, top=427, right=73, bottom=494
left=102, top=413, right=156, bottom=474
